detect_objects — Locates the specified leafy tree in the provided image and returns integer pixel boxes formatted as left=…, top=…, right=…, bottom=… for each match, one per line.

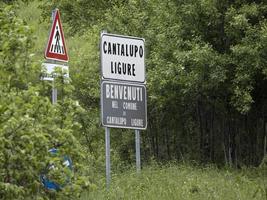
left=59, top=0, right=267, bottom=166
left=27, top=0, right=267, bottom=169
left=0, top=4, right=91, bottom=199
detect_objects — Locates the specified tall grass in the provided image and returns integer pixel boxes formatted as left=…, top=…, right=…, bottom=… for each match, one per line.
left=81, top=164, right=266, bottom=200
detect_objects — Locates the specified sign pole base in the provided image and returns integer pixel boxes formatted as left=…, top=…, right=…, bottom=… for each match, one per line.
left=135, top=130, right=141, bottom=173
left=52, top=80, right=57, bottom=104
left=105, top=127, right=111, bottom=188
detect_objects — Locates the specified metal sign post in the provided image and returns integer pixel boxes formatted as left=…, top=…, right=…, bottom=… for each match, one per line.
left=105, top=127, right=111, bottom=188
left=135, top=130, right=141, bottom=173
left=100, top=31, right=147, bottom=186
left=52, top=80, right=57, bottom=104
left=40, top=9, right=72, bottom=192
left=51, top=11, right=57, bottom=105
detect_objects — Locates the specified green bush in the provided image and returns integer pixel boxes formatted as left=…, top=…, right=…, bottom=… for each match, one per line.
left=0, top=4, right=91, bottom=199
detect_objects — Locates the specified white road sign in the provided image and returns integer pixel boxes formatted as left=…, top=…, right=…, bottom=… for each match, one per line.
left=101, top=33, right=145, bottom=83
left=41, top=63, right=69, bottom=81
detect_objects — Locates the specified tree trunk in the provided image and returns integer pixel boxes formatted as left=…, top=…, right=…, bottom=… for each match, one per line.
left=166, top=128, right=171, bottom=160
left=264, top=122, right=267, bottom=158
left=197, top=100, right=204, bottom=162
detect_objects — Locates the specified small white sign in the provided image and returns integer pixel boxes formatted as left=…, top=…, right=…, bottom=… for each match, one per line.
left=101, top=33, right=145, bottom=83
left=41, top=63, right=69, bottom=81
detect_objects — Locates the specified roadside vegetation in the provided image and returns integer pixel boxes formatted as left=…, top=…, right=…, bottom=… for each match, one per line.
left=82, top=164, right=266, bottom=200
left=0, top=0, right=266, bottom=199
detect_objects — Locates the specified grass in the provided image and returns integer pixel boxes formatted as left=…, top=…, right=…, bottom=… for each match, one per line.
left=16, top=0, right=49, bottom=61
left=81, top=164, right=266, bottom=200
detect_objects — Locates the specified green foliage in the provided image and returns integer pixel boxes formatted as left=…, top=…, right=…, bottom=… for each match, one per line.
left=2, top=0, right=267, bottom=198
left=82, top=164, right=266, bottom=200
left=0, top=3, right=91, bottom=199
left=0, top=4, right=38, bottom=89
left=39, top=0, right=121, bottom=35
left=0, top=84, right=91, bottom=199
left=37, top=0, right=267, bottom=166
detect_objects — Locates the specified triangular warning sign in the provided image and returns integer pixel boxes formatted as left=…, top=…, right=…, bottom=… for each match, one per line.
left=45, top=9, right=68, bottom=62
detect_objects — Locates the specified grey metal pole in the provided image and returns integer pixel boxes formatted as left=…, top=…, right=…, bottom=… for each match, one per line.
left=51, top=10, right=57, bottom=105
left=135, top=129, right=141, bottom=173
left=105, top=127, right=111, bottom=187
left=52, top=81, right=57, bottom=104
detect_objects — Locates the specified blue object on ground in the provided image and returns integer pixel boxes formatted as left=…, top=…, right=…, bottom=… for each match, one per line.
left=40, top=148, right=73, bottom=191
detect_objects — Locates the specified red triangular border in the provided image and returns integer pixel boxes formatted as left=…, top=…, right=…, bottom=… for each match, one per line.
left=45, top=9, right=68, bottom=62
